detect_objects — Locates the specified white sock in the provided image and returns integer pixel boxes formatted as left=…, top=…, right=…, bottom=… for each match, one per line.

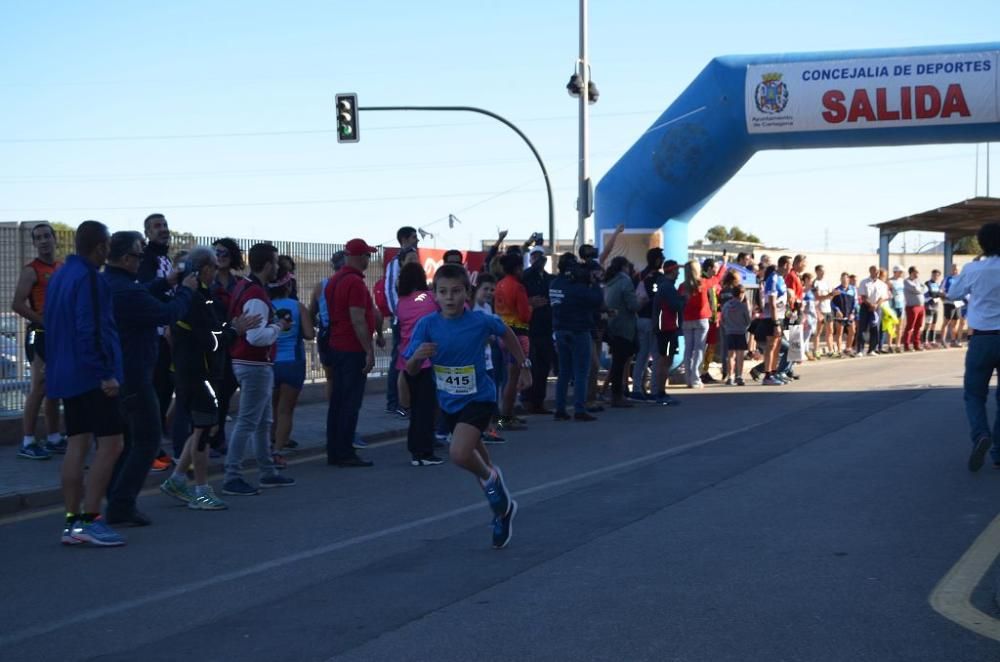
left=22, top=435, right=35, bottom=448
left=46, top=433, right=61, bottom=443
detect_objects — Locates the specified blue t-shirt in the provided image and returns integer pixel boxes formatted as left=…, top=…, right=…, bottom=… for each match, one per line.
left=404, top=310, right=508, bottom=414
left=272, top=297, right=304, bottom=363
left=761, top=273, right=787, bottom=319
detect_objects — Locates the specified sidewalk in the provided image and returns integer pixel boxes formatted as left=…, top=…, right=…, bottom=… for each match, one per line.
left=0, top=381, right=411, bottom=516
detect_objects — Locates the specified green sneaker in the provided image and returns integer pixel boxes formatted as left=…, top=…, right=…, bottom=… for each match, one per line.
left=188, top=486, right=227, bottom=511
left=160, top=476, right=194, bottom=504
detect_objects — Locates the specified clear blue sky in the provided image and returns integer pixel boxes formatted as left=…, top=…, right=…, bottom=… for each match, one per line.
left=2, top=1, right=998, bottom=253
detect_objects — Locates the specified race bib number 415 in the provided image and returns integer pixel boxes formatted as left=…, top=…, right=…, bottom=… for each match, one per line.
left=435, top=365, right=476, bottom=395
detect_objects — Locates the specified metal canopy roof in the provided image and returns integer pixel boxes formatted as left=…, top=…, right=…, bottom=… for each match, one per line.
left=873, top=197, right=1000, bottom=237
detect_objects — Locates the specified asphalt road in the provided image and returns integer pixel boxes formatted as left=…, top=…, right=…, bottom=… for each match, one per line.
left=1, top=350, right=999, bottom=661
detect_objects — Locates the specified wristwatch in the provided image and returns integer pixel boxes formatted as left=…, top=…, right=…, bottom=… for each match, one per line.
left=521, top=358, right=532, bottom=369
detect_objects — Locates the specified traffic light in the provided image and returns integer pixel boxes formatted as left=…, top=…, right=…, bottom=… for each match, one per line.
left=335, top=93, right=359, bottom=143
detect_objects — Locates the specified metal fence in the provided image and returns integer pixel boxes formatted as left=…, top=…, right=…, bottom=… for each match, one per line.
left=0, top=224, right=393, bottom=417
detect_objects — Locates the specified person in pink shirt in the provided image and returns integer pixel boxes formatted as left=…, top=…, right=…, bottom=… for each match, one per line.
left=395, top=263, right=444, bottom=466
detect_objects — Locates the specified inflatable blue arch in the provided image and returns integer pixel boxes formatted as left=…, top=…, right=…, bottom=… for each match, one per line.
left=596, top=42, right=1000, bottom=261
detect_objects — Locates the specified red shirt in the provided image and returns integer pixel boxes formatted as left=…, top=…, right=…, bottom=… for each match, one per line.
left=679, top=269, right=724, bottom=321
left=785, top=271, right=803, bottom=305
left=326, top=266, right=375, bottom=352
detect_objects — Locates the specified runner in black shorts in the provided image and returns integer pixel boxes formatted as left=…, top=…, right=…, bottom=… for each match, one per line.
left=405, top=264, right=532, bottom=549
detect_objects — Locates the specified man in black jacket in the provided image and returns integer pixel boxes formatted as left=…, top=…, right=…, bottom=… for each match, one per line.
left=136, top=213, right=177, bottom=466
left=104, top=231, right=195, bottom=526
left=550, top=253, right=604, bottom=421
left=521, top=246, right=555, bottom=414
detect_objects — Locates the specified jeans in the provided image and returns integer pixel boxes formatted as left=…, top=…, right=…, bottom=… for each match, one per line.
left=903, top=305, right=925, bottom=350
left=857, top=305, right=879, bottom=353
left=327, top=351, right=368, bottom=462
left=632, top=317, right=656, bottom=395
left=608, top=334, right=635, bottom=400
left=682, top=319, right=710, bottom=386
left=386, top=320, right=400, bottom=411
left=225, top=364, right=277, bottom=482
left=964, top=334, right=1000, bottom=455
left=107, top=382, right=161, bottom=514
left=555, top=330, right=592, bottom=413
left=524, top=333, right=555, bottom=408
left=405, top=368, right=437, bottom=458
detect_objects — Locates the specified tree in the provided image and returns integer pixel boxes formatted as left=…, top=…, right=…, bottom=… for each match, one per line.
left=705, top=225, right=729, bottom=243
left=954, top=235, right=981, bottom=254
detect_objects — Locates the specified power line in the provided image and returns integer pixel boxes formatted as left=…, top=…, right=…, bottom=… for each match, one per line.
left=0, top=110, right=658, bottom=144
left=0, top=186, right=574, bottom=213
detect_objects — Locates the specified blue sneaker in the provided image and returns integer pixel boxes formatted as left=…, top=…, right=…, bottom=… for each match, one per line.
left=71, top=519, right=126, bottom=546
left=17, top=443, right=51, bottom=460
left=61, top=523, right=83, bottom=546
left=492, top=499, right=518, bottom=549
left=259, top=474, right=296, bottom=488
left=222, top=478, right=260, bottom=496
left=654, top=394, right=679, bottom=406
left=44, top=438, right=68, bottom=454
left=352, top=436, right=368, bottom=449
left=483, top=466, right=511, bottom=518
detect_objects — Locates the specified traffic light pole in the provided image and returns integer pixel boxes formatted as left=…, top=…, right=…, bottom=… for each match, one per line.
left=359, top=105, right=556, bottom=255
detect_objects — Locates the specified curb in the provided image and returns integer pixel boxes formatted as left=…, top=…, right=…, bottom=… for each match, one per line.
left=0, top=425, right=410, bottom=518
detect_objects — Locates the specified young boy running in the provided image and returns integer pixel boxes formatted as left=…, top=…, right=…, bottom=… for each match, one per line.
left=405, top=264, right=532, bottom=549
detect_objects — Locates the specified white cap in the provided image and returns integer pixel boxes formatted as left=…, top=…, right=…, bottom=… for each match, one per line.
left=892, top=264, right=903, bottom=272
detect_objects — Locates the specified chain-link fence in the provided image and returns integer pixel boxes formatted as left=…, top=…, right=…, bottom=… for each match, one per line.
left=0, top=224, right=393, bottom=417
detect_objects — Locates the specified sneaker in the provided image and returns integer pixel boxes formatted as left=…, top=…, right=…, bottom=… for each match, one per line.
left=61, top=524, right=83, bottom=546
left=411, top=455, right=445, bottom=467
left=700, top=373, right=717, bottom=384
left=724, top=378, right=734, bottom=386
left=160, top=476, right=194, bottom=503
left=553, top=411, right=571, bottom=421
left=492, top=499, right=518, bottom=549
left=483, top=467, right=512, bottom=518
left=482, top=430, right=506, bottom=443
left=71, top=518, right=126, bottom=547
left=762, top=375, right=782, bottom=386
left=44, top=438, right=68, bottom=454
left=574, top=412, right=597, bottom=422
left=271, top=453, right=288, bottom=470
left=496, top=416, right=524, bottom=431
left=17, top=443, right=51, bottom=460
left=735, top=378, right=746, bottom=387
left=222, top=478, right=260, bottom=496
left=353, top=437, right=369, bottom=449
left=259, top=474, right=296, bottom=488
left=188, top=487, right=228, bottom=510
left=626, top=391, right=647, bottom=402
left=968, top=434, right=992, bottom=472
left=150, top=455, right=173, bottom=473
left=655, top=394, right=679, bottom=406
left=394, top=408, right=410, bottom=419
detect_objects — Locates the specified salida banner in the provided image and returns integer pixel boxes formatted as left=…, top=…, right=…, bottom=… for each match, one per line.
left=745, top=51, right=998, bottom=133
left=383, top=247, right=488, bottom=281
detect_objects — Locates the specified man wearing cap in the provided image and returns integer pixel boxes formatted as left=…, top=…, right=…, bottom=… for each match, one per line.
left=521, top=246, right=554, bottom=414
left=326, top=238, right=379, bottom=467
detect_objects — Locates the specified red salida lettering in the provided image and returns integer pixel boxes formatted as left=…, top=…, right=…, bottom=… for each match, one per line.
left=821, top=90, right=846, bottom=123
left=847, top=89, right=876, bottom=122
left=941, top=84, right=971, bottom=118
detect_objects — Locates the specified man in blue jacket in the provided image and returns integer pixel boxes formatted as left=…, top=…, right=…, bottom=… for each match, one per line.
left=45, top=221, right=127, bottom=547
left=550, top=252, right=604, bottom=422
left=104, top=231, right=196, bottom=526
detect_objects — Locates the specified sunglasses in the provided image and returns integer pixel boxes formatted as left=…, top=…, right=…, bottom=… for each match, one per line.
left=215, top=248, right=230, bottom=258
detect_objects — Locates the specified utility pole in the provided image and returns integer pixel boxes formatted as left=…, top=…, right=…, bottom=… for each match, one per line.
left=578, top=0, right=591, bottom=249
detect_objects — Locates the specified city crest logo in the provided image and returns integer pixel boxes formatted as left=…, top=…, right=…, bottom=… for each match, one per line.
left=754, top=72, right=789, bottom=114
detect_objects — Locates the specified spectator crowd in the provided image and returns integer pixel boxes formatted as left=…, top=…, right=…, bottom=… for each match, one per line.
left=10, top=217, right=997, bottom=549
